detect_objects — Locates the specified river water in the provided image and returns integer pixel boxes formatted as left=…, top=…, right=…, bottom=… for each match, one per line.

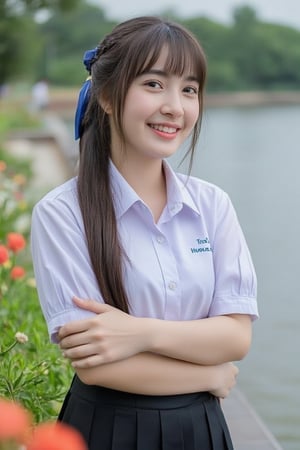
left=171, top=104, right=300, bottom=450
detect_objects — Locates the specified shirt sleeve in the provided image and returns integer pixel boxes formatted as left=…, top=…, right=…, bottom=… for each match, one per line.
left=31, top=189, right=103, bottom=342
left=209, top=190, right=259, bottom=320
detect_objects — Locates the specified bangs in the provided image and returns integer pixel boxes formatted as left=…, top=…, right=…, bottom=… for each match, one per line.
left=133, top=24, right=206, bottom=85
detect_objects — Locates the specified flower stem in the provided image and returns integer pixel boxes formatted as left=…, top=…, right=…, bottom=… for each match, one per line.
left=0, top=341, right=17, bottom=356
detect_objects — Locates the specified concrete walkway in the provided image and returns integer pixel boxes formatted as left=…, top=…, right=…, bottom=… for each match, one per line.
left=223, top=388, right=282, bottom=449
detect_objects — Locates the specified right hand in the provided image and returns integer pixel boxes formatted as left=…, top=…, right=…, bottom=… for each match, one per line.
left=209, top=362, right=239, bottom=399
left=59, top=297, right=149, bottom=368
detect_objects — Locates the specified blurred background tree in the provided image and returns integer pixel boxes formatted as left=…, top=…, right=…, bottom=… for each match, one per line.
left=39, top=2, right=115, bottom=85
left=0, top=0, right=80, bottom=85
left=1, top=1, right=300, bottom=91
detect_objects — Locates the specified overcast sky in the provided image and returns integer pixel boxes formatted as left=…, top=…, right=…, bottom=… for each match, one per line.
left=93, top=0, right=300, bottom=30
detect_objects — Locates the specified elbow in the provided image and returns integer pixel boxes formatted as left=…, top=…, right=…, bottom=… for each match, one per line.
left=229, top=314, right=253, bottom=361
left=233, top=335, right=252, bottom=361
left=232, top=329, right=252, bottom=361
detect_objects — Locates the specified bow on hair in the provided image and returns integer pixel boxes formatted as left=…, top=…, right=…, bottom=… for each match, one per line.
left=74, top=47, right=98, bottom=140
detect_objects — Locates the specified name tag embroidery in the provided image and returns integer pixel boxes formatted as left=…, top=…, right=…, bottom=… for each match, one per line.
left=191, top=237, right=212, bottom=254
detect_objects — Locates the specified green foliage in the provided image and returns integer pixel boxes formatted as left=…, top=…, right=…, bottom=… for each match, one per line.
left=38, top=2, right=115, bottom=85
left=0, top=156, right=73, bottom=423
left=182, top=5, right=300, bottom=91
left=2, top=1, right=300, bottom=91
left=0, top=108, right=41, bottom=136
left=1, top=0, right=80, bottom=15
left=0, top=0, right=80, bottom=84
left=0, top=13, right=41, bottom=85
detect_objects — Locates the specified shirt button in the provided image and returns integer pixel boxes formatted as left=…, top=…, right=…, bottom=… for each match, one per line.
left=168, top=281, right=177, bottom=291
left=157, top=235, right=165, bottom=244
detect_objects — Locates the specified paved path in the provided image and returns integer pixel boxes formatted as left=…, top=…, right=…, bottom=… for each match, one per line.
left=223, top=388, right=282, bottom=449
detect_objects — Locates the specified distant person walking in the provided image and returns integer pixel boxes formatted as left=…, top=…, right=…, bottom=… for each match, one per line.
left=31, top=79, right=49, bottom=111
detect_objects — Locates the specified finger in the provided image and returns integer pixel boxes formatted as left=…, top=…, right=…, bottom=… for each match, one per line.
left=58, top=320, right=90, bottom=340
left=62, top=343, right=95, bottom=360
left=60, top=331, right=90, bottom=350
left=71, top=354, right=105, bottom=369
left=72, top=296, right=113, bottom=314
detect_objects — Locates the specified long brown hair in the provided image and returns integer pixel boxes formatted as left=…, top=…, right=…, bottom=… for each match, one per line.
left=77, top=16, right=207, bottom=312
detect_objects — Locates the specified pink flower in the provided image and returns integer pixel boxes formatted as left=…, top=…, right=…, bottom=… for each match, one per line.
left=0, top=160, right=7, bottom=172
left=0, top=245, right=9, bottom=265
left=10, top=266, right=26, bottom=280
left=6, top=232, right=26, bottom=253
left=27, top=422, right=88, bottom=450
left=0, top=398, right=32, bottom=444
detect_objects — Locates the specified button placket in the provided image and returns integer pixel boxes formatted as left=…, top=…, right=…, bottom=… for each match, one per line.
left=168, top=281, right=177, bottom=291
left=152, top=230, right=181, bottom=319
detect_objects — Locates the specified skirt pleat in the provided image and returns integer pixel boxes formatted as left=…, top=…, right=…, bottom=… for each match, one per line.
left=160, top=409, right=184, bottom=450
left=137, top=409, right=160, bottom=450
left=58, top=376, right=234, bottom=450
left=204, top=400, right=234, bottom=450
left=111, top=408, right=136, bottom=450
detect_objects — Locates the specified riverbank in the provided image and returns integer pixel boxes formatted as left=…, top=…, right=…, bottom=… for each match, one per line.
left=204, top=90, right=300, bottom=107
left=2, top=88, right=300, bottom=119
left=45, top=88, right=300, bottom=114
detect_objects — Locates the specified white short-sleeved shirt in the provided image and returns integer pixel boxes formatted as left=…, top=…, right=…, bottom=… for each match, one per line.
left=31, top=160, right=258, bottom=342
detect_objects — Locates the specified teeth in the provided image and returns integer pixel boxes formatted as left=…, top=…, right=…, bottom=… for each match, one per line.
left=150, top=124, right=177, bottom=133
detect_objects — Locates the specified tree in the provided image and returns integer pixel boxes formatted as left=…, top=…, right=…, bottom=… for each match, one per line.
left=0, top=0, right=80, bottom=85
left=39, top=2, right=115, bottom=85
left=1, top=0, right=80, bottom=15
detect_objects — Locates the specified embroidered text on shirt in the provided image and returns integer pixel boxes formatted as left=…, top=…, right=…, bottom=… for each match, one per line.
left=191, top=237, right=212, bottom=254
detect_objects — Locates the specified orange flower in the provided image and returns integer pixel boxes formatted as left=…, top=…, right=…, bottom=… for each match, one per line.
left=0, top=245, right=9, bottom=265
left=6, top=232, right=26, bottom=253
left=0, top=160, right=7, bottom=172
left=12, top=173, right=27, bottom=186
left=0, top=398, right=32, bottom=443
left=27, top=422, right=88, bottom=450
left=10, top=266, right=26, bottom=279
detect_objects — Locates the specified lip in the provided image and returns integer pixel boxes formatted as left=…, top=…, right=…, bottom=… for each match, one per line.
left=148, top=123, right=181, bottom=132
left=148, top=125, right=179, bottom=140
left=147, top=123, right=181, bottom=140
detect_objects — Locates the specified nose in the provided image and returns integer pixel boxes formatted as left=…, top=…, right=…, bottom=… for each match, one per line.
left=160, top=90, right=184, bottom=118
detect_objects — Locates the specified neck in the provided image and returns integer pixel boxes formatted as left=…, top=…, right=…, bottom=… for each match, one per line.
left=112, top=156, right=167, bottom=222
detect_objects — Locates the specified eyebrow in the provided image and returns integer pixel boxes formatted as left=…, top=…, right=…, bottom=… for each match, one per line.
left=140, top=69, right=199, bottom=83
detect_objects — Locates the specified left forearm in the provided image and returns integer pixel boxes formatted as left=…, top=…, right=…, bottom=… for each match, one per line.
left=59, top=299, right=252, bottom=369
left=145, top=314, right=252, bottom=365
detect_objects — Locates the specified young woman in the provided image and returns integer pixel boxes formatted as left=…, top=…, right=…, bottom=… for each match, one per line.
left=31, top=16, right=258, bottom=450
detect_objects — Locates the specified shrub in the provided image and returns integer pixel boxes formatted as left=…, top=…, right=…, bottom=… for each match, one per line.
left=0, top=157, right=73, bottom=423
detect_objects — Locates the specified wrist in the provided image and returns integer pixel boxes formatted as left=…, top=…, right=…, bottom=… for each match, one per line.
left=131, top=316, right=158, bottom=353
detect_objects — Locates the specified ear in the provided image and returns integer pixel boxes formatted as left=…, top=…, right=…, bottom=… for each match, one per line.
left=99, top=95, right=112, bottom=114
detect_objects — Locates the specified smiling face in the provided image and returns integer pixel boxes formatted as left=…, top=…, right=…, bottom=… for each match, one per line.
left=109, top=46, right=200, bottom=167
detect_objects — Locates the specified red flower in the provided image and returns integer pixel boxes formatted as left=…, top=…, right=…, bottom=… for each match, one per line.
left=0, top=160, right=6, bottom=172
left=27, top=422, right=88, bottom=450
left=0, top=398, right=32, bottom=443
left=0, top=245, right=9, bottom=265
left=10, top=266, right=26, bottom=279
left=6, top=232, right=26, bottom=253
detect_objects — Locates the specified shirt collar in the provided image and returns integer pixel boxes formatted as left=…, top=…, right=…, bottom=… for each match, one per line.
left=163, top=160, right=201, bottom=217
left=109, top=159, right=201, bottom=219
left=109, top=160, right=141, bottom=219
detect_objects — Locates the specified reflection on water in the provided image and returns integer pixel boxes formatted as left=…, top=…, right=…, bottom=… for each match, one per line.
left=170, top=105, right=300, bottom=450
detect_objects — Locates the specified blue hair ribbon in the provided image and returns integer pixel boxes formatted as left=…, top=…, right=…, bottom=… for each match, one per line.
left=74, top=76, right=91, bottom=140
left=74, top=47, right=98, bottom=140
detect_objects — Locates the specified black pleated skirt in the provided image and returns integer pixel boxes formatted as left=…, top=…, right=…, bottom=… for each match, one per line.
left=58, top=376, right=233, bottom=450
